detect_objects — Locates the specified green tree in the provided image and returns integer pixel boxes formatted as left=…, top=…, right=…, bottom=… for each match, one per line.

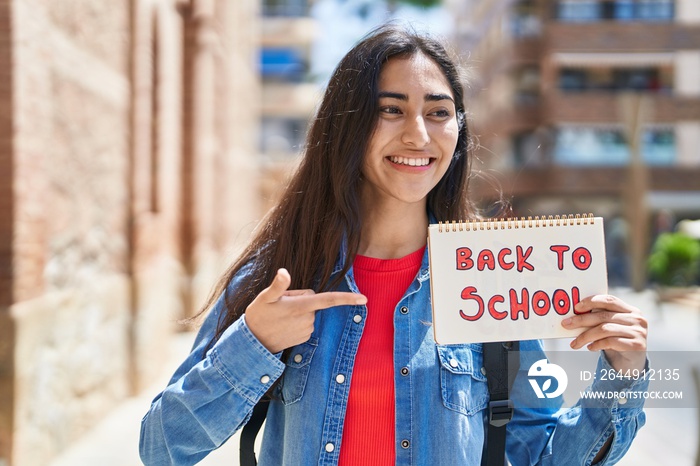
left=647, top=232, right=700, bottom=287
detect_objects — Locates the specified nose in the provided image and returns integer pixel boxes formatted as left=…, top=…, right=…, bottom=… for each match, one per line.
left=401, top=115, right=430, bottom=147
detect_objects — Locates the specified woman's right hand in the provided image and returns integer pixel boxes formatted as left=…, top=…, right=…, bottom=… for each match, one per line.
left=245, top=268, right=367, bottom=354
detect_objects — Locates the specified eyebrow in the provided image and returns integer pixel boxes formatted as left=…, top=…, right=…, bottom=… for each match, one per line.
left=378, top=91, right=454, bottom=103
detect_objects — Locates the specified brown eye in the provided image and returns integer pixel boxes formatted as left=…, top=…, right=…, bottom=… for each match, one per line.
left=379, top=106, right=401, bottom=114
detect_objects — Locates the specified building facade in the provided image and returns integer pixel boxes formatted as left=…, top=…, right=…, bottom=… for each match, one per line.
left=259, top=0, right=319, bottom=211
left=0, top=0, right=261, bottom=464
left=453, top=0, right=700, bottom=287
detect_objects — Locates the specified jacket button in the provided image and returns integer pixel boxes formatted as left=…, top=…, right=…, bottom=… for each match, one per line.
left=325, top=442, right=335, bottom=452
left=400, top=366, right=409, bottom=376
left=293, top=354, right=303, bottom=363
left=260, top=375, right=270, bottom=384
left=401, top=439, right=410, bottom=449
left=400, top=306, right=409, bottom=314
left=449, top=358, right=459, bottom=368
left=353, top=314, right=362, bottom=323
left=336, top=374, right=346, bottom=384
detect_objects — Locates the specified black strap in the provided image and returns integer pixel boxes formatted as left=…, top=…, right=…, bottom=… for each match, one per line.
left=240, top=400, right=269, bottom=466
left=483, top=341, right=520, bottom=466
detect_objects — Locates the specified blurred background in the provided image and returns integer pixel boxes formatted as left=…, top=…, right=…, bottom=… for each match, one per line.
left=0, top=0, right=699, bottom=465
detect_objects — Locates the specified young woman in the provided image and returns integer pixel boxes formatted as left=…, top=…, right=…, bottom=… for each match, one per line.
left=140, top=24, right=649, bottom=465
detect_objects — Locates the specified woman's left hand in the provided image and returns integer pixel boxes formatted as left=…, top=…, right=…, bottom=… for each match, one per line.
left=562, top=294, right=648, bottom=374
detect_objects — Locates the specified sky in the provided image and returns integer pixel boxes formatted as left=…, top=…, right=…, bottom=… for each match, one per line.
left=309, top=0, right=455, bottom=84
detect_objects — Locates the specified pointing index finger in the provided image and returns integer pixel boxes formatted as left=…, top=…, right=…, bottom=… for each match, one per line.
left=290, top=291, right=367, bottom=312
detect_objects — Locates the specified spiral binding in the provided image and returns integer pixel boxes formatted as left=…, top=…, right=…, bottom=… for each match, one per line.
left=437, top=213, right=595, bottom=233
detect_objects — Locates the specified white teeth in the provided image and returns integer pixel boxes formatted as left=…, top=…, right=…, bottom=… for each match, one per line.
left=390, top=156, right=430, bottom=167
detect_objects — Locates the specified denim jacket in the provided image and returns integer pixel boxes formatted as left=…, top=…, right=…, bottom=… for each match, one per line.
left=140, top=244, right=648, bottom=466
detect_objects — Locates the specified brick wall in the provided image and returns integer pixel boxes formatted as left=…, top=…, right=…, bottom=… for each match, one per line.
left=544, top=93, right=700, bottom=124
left=0, top=0, right=12, bottom=310
left=127, top=0, right=186, bottom=396
left=7, top=0, right=133, bottom=463
left=0, top=0, right=13, bottom=462
left=181, top=0, right=262, bottom=313
left=546, top=23, right=700, bottom=53
left=0, top=0, right=262, bottom=463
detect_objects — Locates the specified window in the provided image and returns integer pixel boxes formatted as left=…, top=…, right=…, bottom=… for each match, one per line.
left=261, top=117, right=308, bottom=155
left=553, top=126, right=675, bottom=165
left=555, top=1, right=674, bottom=22
left=557, top=1, right=601, bottom=22
left=558, top=66, right=670, bottom=93
left=601, top=1, right=617, bottom=19
left=614, top=0, right=675, bottom=21
left=614, top=0, right=636, bottom=20
left=262, top=0, right=309, bottom=17
left=260, top=47, right=307, bottom=83
left=637, top=0, right=674, bottom=21
left=513, top=131, right=547, bottom=166
left=555, top=127, right=628, bottom=164
left=613, top=68, right=661, bottom=91
left=642, top=128, right=675, bottom=164
left=559, top=69, right=587, bottom=91
left=515, top=66, right=541, bottom=102
left=511, top=1, right=542, bottom=37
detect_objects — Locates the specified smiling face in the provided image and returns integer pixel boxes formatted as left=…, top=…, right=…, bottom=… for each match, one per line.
left=360, top=53, right=460, bottom=214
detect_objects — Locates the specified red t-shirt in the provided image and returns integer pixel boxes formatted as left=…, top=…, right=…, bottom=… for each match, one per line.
left=338, top=246, right=425, bottom=466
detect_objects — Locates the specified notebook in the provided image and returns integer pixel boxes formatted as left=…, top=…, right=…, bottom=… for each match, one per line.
left=427, top=214, right=607, bottom=344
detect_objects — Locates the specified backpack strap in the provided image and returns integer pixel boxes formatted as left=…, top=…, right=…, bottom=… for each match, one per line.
left=240, top=399, right=269, bottom=466
left=482, top=341, right=520, bottom=466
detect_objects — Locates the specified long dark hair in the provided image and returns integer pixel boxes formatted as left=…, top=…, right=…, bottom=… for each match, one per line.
left=198, top=24, right=477, bottom=345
